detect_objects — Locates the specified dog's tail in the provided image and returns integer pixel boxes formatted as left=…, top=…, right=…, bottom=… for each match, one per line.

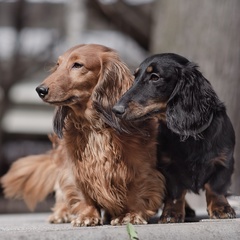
left=1, top=151, right=58, bottom=211
left=1, top=134, right=63, bottom=211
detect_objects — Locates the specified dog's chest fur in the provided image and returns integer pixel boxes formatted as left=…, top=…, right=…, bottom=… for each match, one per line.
left=158, top=123, right=218, bottom=195
left=65, top=122, right=130, bottom=215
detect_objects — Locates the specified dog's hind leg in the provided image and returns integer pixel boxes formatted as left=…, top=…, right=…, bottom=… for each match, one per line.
left=48, top=183, right=72, bottom=224
left=205, top=183, right=236, bottom=219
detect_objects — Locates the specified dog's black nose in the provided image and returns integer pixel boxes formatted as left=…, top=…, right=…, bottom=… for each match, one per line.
left=36, top=85, right=49, bottom=98
left=112, top=105, right=125, bottom=117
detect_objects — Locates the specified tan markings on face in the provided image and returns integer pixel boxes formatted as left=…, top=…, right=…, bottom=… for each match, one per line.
left=146, top=66, right=153, bottom=73
left=134, top=68, right=139, bottom=75
left=127, top=100, right=167, bottom=119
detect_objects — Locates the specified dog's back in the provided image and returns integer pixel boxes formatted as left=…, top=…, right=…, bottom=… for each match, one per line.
left=157, top=110, right=235, bottom=195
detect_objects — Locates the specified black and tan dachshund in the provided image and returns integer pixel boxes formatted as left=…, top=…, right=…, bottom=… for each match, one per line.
left=113, top=53, right=236, bottom=223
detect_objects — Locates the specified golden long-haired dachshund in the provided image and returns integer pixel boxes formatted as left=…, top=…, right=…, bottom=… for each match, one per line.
left=2, top=44, right=165, bottom=227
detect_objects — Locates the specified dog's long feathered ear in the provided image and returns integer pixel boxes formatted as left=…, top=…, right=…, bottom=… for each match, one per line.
left=166, top=62, right=223, bottom=140
left=53, top=106, right=68, bottom=138
left=92, top=51, right=133, bottom=132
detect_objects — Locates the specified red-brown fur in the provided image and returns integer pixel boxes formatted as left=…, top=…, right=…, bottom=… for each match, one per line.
left=1, top=152, right=57, bottom=211
left=32, top=44, right=165, bottom=226
left=1, top=134, right=73, bottom=223
left=1, top=135, right=59, bottom=210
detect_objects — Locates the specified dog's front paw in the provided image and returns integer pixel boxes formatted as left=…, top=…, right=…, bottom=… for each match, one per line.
left=159, top=210, right=184, bottom=223
left=111, top=213, right=147, bottom=225
left=71, top=215, right=102, bottom=227
left=48, top=212, right=72, bottom=224
left=209, top=205, right=236, bottom=219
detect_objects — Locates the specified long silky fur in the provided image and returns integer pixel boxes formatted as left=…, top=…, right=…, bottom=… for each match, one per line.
left=166, top=62, right=224, bottom=140
left=37, top=44, right=165, bottom=224
left=113, top=53, right=236, bottom=222
left=0, top=135, right=62, bottom=210
left=53, top=106, right=69, bottom=139
left=92, top=52, right=151, bottom=137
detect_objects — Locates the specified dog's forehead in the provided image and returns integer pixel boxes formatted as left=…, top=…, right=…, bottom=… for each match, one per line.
left=58, top=46, right=107, bottom=68
left=142, top=58, right=172, bottom=69
left=63, top=47, right=100, bottom=59
left=140, top=53, right=190, bottom=70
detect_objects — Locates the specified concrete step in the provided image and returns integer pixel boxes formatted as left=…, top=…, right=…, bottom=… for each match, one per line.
left=0, top=213, right=239, bottom=240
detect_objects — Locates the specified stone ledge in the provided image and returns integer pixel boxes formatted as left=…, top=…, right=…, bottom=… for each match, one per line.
left=0, top=213, right=239, bottom=240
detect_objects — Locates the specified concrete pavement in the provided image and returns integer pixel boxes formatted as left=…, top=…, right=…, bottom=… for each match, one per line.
left=0, top=194, right=239, bottom=239
left=0, top=212, right=239, bottom=240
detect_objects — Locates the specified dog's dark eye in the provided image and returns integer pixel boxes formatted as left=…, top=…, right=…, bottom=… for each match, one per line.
left=72, top=62, right=83, bottom=69
left=150, top=73, right=161, bottom=81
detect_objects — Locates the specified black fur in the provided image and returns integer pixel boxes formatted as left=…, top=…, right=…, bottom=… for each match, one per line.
left=53, top=106, right=68, bottom=138
left=113, top=53, right=236, bottom=221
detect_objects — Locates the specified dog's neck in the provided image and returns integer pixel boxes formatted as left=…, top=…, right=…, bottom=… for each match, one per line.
left=68, top=106, right=106, bottom=130
left=63, top=107, right=109, bottom=161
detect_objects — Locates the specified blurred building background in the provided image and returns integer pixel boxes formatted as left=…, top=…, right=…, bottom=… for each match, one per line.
left=0, top=0, right=239, bottom=213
